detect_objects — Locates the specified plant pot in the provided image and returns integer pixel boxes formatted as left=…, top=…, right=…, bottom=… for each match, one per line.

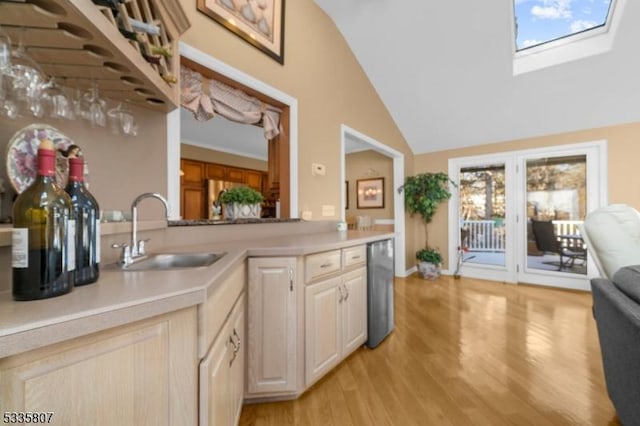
left=417, top=261, right=441, bottom=280
left=224, top=202, right=262, bottom=220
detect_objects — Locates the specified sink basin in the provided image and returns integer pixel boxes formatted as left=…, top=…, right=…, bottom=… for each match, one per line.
left=116, top=252, right=226, bottom=271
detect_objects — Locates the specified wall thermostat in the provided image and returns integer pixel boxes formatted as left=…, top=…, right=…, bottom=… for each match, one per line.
left=312, top=163, right=326, bottom=176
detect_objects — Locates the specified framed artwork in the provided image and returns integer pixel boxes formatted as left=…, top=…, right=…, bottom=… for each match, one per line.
left=197, top=0, right=286, bottom=64
left=345, top=181, right=349, bottom=209
left=357, top=178, right=385, bottom=209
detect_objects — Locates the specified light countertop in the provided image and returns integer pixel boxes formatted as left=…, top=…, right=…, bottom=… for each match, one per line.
left=0, top=230, right=393, bottom=358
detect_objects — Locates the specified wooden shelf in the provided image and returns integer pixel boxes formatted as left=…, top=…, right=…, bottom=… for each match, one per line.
left=0, top=0, right=190, bottom=113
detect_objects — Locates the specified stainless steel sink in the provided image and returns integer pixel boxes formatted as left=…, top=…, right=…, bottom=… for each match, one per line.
left=115, top=252, right=226, bottom=271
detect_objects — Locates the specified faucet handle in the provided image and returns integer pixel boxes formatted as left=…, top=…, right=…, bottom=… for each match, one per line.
left=112, top=243, right=131, bottom=265
left=136, top=238, right=151, bottom=256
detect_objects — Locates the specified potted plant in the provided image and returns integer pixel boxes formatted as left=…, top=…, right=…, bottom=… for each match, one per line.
left=219, top=186, right=264, bottom=220
left=399, top=172, right=454, bottom=279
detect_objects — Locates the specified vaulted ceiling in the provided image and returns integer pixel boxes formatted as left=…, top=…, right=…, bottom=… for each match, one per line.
left=314, top=0, right=640, bottom=154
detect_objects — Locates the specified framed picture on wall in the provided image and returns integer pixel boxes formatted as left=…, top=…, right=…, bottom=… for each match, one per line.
left=197, top=0, right=286, bottom=64
left=357, top=178, right=384, bottom=209
left=345, top=181, right=349, bottom=209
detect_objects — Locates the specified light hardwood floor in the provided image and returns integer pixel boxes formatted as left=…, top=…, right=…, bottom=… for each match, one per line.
left=239, top=275, right=619, bottom=426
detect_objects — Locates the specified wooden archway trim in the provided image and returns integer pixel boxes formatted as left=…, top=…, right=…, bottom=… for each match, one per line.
left=180, top=56, right=290, bottom=218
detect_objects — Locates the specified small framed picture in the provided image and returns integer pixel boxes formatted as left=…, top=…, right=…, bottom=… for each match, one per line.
left=357, top=178, right=384, bottom=209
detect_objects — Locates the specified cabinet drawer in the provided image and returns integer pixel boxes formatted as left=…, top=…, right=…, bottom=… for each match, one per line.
left=342, top=245, right=366, bottom=269
left=199, top=263, right=246, bottom=358
left=305, top=250, right=341, bottom=282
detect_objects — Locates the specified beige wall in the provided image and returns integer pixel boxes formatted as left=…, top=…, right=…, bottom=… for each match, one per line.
left=0, top=106, right=167, bottom=221
left=179, top=0, right=415, bottom=268
left=413, top=121, right=640, bottom=270
left=181, top=144, right=268, bottom=171
left=345, top=150, right=394, bottom=220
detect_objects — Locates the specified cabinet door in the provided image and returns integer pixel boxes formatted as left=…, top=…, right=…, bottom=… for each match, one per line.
left=228, top=295, right=245, bottom=426
left=305, top=276, right=342, bottom=386
left=247, top=257, right=297, bottom=394
left=206, top=164, right=225, bottom=180
left=225, top=167, right=245, bottom=183
left=182, top=186, right=205, bottom=220
left=200, top=320, right=232, bottom=426
left=181, top=159, right=204, bottom=185
left=0, top=308, right=198, bottom=426
left=244, top=170, right=263, bottom=192
left=342, top=267, right=368, bottom=355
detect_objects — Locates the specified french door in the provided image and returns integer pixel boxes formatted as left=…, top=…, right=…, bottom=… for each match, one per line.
left=448, top=141, right=607, bottom=290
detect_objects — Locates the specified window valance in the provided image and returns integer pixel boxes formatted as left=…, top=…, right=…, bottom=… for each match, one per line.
left=180, top=65, right=282, bottom=139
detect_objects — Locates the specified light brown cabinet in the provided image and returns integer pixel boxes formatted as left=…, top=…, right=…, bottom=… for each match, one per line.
left=304, top=248, right=367, bottom=387
left=181, top=159, right=206, bottom=220
left=0, top=308, right=198, bottom=426
left=247, top=257, right=298, bottom=396
left=181, top=158, right=269, bottom=219
left=197, top=262, right=246, bottom=426
left=199, top=294, right=245, bottom=426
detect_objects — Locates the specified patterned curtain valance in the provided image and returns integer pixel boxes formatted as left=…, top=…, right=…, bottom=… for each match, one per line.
left=180, top=65, right=282, bottom=139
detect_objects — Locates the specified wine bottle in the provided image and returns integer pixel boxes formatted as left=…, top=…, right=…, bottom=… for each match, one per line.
left=150, top=44, right=172, bottom=58
left=12, top=139, right=76, bottom=301
left=65, top=156, right=100, bottom=286
left=142, top=52, right=161, bottom=65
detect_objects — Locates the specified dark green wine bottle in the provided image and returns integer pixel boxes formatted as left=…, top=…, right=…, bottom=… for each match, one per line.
left=12, top=139, right=75, bottom=301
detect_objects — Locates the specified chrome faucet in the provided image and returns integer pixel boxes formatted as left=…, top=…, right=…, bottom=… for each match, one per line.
left=113, top=192, right=169, bottom=266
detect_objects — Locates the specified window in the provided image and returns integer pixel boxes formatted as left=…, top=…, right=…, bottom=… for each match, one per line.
left=514, top=0, right=613, bottom=51
left=512, top=0, right=624, bottom=75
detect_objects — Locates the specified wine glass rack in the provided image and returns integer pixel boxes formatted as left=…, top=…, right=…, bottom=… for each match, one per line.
left=0, top=0, right=190, bottom=113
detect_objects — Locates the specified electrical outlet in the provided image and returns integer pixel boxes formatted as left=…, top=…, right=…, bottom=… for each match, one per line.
left=322, top=205, right=335, bottom=217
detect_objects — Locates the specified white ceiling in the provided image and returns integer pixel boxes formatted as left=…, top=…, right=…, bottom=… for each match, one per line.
left=314, top=0, right=640, bottom=154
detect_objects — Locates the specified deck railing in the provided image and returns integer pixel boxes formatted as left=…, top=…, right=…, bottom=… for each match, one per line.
left=460, top=219, right=583, bottom=252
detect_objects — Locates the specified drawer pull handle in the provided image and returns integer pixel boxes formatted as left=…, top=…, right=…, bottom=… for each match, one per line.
left=289, top=267, right=294, bottom=292
left=351, top=255, right=361, bottom=260
left=320, top=262, right=333, bottom=268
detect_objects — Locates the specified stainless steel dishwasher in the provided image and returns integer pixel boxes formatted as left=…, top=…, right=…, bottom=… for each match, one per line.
left=366, top=238, right=395, bottom=348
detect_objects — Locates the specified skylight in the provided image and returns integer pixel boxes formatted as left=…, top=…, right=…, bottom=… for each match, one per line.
left=514, top=0, right=613, bottom=52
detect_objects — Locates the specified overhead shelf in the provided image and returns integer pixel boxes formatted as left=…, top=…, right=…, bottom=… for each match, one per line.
left=0, top=0, right=190, bottom=113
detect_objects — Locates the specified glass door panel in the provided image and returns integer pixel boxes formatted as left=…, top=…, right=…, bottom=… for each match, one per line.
left=459, top=164, right=506, bottom=267
left=525, top=155, right=587, bottom=276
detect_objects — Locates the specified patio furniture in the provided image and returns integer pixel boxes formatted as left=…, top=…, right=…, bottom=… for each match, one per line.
left=531, top=220, right=586, bottom=270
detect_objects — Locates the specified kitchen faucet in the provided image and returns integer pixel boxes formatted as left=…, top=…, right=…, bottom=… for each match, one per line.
left=113, top=192, right=170, bottom=266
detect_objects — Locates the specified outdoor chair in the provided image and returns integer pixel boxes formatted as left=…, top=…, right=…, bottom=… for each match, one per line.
left=531, top=220, right=586, bottom=270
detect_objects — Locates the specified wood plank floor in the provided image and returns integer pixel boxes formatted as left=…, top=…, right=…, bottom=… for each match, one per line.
left=239, top=275, right=620, bottom=426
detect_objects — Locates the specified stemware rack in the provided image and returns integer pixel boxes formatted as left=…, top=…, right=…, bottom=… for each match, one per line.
left=0, top=0, right=190, bottom=112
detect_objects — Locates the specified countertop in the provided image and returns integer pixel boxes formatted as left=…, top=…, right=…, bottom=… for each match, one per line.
left=0, top=230, right=393, bottom=358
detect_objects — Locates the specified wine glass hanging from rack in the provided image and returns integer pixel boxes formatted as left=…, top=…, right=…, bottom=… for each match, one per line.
left=0, top=24, right=138, bottom=135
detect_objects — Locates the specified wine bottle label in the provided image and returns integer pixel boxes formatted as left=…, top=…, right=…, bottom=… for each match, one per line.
left=96, top=220, right=101, bottom=263
left=67, top=219, right=76, bottom=271
left=11, top=228, right=28, bottom=268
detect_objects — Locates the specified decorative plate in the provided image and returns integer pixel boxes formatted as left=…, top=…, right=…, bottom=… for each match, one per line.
left=5, top=124, right=88, bottom=194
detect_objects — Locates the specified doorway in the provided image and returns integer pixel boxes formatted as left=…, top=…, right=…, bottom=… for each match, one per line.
left=448, top=141, right=607, bottom=290
left=340, top=125, right=406, bottom=277
left=167, top=42, right=299, bottom=219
